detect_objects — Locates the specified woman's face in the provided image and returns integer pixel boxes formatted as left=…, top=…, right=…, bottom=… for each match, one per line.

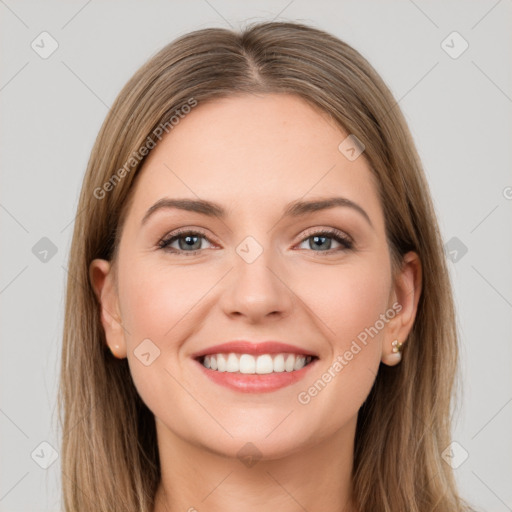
left=91, top=93, right=419, bottom=459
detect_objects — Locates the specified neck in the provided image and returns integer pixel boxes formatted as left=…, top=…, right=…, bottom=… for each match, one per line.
left=152, top=416, right=357, bottom=512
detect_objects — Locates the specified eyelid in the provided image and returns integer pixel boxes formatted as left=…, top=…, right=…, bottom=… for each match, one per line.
left=297, top=226, right=353, bottom=246
left=157, top=227, right=216, bottom=251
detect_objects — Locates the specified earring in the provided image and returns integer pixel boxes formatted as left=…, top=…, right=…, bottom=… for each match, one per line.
left=391, top=339, right=403, bottom=354
left=382, top=339, right=405, bottom=366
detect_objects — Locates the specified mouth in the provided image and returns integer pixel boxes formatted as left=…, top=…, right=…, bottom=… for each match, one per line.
left=191, top=340, right=320, bottom=393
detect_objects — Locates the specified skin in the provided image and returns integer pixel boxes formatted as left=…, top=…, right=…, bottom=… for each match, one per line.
left=90, top=93, right=421, bottom=512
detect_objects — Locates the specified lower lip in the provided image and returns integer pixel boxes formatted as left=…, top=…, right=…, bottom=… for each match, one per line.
left=193, top=357, right=318, bottom=393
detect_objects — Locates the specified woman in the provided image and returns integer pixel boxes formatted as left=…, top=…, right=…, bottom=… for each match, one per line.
left=58, top=21, right=476, bottom=511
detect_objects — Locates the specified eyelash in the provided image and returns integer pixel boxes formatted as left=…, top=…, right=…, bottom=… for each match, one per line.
left=157, top=228, right=354, bottom=256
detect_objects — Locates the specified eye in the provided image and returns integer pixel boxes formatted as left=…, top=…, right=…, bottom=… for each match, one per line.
left=158, top=229, right=214, bottom=256
left=296, top=228, right=353, bottom=253
left=158, top=227, right=353, bottom=256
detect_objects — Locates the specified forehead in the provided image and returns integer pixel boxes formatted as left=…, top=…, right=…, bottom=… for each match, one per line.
left=125, top=93, right=383, bottom=228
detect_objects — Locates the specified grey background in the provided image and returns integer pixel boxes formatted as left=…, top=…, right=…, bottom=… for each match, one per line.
left=1, top=1, right=511, bottom=511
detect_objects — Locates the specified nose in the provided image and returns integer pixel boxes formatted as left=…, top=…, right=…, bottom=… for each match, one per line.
left=219, top=246, right=294, bottom=323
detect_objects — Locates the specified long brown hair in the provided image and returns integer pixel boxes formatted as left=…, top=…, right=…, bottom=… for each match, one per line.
left=58, top=21, right=475, bottom=511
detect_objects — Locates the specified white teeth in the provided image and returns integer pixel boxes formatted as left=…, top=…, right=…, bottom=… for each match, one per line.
left=273, top=354, right=285, bottom=372
left=226, top=353, right=239, bottom=372
left=285, top=354, right=295, bottom=372
left=256, top=354, right=273, bottom=374
left=217, top=354, right=227, bottom=372
left=200, top=353, right=313, bottom=374
left=239, top=354, right=256, bottom=374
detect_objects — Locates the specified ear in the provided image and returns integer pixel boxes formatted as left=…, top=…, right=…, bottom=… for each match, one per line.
left=89, top=258, right=127, bottom=359
left=381, top=251, right=422, bottom=366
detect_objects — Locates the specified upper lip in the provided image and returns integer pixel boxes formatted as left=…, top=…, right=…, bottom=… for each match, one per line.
left=191, top=341, right=319, bottom=359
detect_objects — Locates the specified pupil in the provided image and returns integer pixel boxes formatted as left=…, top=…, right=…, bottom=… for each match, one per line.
left=180, top=235, right=200, bottom=250
left=312, top=235, right=330, bottom=251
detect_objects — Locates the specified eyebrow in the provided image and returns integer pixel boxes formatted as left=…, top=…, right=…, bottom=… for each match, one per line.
left=141, top=196, right=373, bottom=228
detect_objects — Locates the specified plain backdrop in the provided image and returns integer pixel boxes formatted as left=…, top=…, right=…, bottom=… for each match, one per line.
left=1, top=1, right=511, bottom=511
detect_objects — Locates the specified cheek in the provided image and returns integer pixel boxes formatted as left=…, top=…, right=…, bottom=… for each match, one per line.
left=118, top=259, right=207, bottom=340
left=291, top=259, right=391, bottom=418
left=295, top=258, right=392, bottom=350
left=116, top=260, right=208, bottom=415
left=296, top=259, right=388, bottom=388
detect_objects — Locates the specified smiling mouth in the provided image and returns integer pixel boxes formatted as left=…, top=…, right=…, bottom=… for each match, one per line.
left=197, top=352, right=318, bottom=374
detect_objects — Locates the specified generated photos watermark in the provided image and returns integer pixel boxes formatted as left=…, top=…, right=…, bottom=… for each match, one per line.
left=297, top=301, right=402, bottom=405
left=93, top=97, right=198, bottom=200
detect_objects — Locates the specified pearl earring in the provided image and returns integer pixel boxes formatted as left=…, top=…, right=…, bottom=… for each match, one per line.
left=381, top=339, right=405, bottom=366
